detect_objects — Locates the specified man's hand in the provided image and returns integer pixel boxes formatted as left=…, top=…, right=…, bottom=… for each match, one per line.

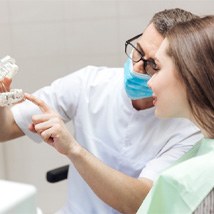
left=0, top=55, right=18, bottom=93
left=25, top=93, right=77, bottom=156
left=0, top=77, right=12, bottom=92
left=0, top=56, right=24, bottom=107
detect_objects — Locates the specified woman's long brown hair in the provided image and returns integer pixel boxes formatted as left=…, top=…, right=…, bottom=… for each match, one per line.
left=166, top=16, right=214, bottom=138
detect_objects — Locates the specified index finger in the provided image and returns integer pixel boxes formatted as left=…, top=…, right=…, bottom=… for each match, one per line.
left=24, top=93, right=50, bottom=113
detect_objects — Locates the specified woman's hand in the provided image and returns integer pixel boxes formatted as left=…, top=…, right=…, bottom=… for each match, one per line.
left=25, top=93, right=77, bottom=156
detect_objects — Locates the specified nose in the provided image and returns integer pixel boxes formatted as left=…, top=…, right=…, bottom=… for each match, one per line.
left=133, top=60, right=144, bottom=74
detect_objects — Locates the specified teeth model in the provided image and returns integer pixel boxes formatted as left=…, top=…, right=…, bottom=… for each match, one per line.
left=0, top=56, right=24, bottom=106
left=0, top=89, right=24, bottom=106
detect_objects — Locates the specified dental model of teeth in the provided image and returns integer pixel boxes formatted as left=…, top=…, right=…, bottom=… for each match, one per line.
left=0, top=56, right=24, bottom=107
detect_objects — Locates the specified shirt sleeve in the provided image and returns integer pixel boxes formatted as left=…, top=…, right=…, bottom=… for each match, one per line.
left=139, top=120, right=203, bottom=181
left=11, top=66, right=90, bottom=142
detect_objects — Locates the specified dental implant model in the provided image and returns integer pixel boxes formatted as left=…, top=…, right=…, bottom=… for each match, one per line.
left=0, top=56, right=24, bottom=106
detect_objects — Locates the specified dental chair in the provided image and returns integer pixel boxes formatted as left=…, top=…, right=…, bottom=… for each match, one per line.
left=193, top=188, right=214, bottom=214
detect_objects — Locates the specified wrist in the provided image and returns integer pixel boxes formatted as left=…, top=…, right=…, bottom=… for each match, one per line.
left=66, top=141, right=83, bottom=161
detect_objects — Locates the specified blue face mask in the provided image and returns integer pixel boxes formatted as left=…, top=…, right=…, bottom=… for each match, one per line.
left=124, top=58, right=153, bottom=100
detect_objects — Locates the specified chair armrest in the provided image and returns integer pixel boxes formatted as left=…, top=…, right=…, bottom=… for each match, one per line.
left=46, top=165, right=69, bottom=183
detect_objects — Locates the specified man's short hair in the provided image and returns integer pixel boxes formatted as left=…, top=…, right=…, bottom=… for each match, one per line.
left=150, top=8, right=199, bottom=37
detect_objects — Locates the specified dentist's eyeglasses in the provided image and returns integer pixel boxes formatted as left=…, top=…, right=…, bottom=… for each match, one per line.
left=125, top=33, right=158, bottom=76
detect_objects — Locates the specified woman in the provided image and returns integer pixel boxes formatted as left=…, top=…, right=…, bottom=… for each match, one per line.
left=137, top=16, right=214, bottom=214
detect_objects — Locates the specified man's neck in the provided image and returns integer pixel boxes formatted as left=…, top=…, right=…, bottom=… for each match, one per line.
left=131, top=97, right=154, bottom=111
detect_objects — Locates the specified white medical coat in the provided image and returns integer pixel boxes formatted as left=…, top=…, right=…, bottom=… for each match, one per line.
left=11, top=66, right=202, bottom=214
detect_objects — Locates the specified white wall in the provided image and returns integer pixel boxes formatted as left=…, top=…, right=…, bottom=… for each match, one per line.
left=0, top=144, right=5, bottom=179
left=0, top=0, right=213, bottom=213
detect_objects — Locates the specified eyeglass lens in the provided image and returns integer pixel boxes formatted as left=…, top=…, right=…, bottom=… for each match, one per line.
left=126, top=44, right=157, bottom=76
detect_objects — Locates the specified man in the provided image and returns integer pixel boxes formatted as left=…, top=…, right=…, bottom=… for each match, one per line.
left=0, top=8, right=202, bottom=214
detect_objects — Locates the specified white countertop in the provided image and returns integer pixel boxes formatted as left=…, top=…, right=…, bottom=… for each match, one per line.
left=0, top=180, right=41, bottom=214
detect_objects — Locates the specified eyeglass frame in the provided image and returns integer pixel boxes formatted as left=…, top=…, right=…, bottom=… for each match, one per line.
left=125, top=33, right=158, bottom=76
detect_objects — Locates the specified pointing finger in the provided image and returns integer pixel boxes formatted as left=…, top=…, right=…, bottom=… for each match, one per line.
left=24, top=93, right=51, bottom=113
